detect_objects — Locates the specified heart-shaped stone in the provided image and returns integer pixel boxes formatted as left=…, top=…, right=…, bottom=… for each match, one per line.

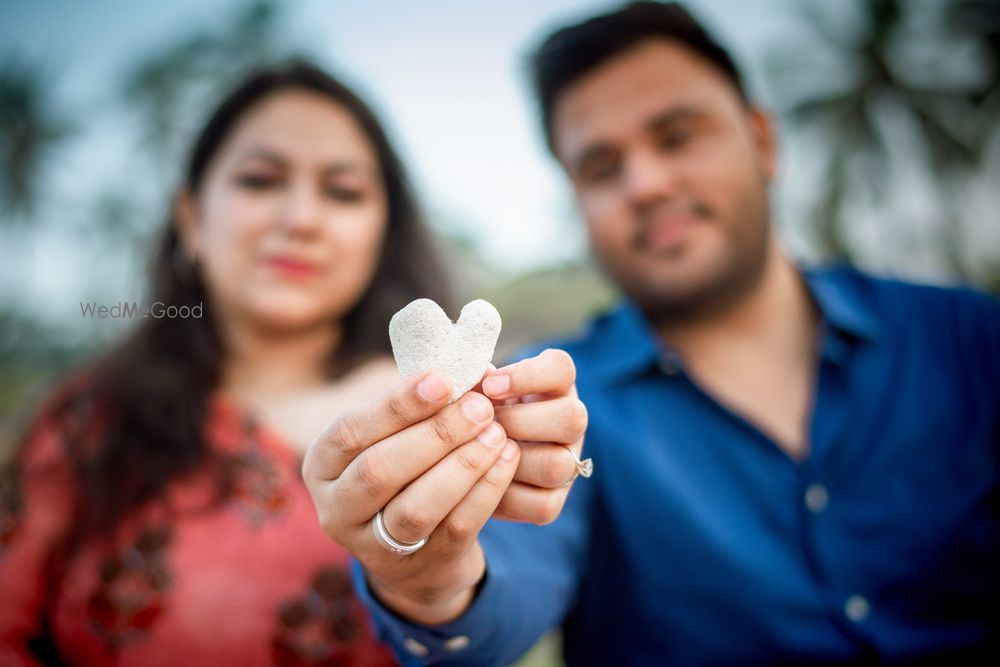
left=389, top=299, right=502, bottom=402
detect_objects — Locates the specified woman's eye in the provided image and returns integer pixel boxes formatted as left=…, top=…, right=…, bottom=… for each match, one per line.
left=581, top=160, right=621, bottom=185
left=236, top=174, right=277, bottom=190
left=324, top=185, right=364, bottom=203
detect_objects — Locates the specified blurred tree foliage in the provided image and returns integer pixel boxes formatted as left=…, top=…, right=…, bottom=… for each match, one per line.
left=121, top=0, right=287, bottom=164
left=0, top=56, right=74, bottom=219
left=767, top=0, right=1000, bottom=290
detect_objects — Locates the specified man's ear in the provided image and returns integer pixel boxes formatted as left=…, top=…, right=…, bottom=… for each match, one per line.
left=748, top=107, right=777, bottom=183
left=173, top=189, right=201, bottom=257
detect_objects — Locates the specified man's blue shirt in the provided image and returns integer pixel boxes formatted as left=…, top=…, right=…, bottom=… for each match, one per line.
left=352, top=266, right=1000, bottom=666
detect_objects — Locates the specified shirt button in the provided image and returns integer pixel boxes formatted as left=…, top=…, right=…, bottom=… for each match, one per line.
left=403, top=637, right=429, bottom=657
left=444, top=635, right=471, bottom=652
left=804, top=483, right=829, bottom=513
left=845, top=594, right=870, bottom=623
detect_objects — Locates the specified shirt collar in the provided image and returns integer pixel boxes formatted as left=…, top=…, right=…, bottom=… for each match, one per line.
left=589, top=264, right=883, bottom=385
left=801, top=264, right=883, bottom=343
left=587, top=300, right=664, bottom=385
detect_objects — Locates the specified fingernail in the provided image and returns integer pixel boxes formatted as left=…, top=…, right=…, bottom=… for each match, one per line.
left=461, top=393, right=491, bottom=422
left=477, top=423, right=503, bottom=448
left=417, top=374, right=449, bottom=401
left=482, top=374, right=510, bottom=397
left=501, top=441, right=519, bottom=461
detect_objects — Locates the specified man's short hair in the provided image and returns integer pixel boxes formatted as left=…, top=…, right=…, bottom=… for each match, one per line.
left=529, top=1, right=749, bottom=154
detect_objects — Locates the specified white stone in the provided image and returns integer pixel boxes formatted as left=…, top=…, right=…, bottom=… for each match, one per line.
left=389, top=299, right=502, bottom=403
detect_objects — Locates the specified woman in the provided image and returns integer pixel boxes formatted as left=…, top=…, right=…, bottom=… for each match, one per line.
left=0, top=60, right=449, bottom=666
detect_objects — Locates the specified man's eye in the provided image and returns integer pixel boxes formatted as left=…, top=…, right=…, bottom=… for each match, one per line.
left=658, top=131, right=692, bottom=151
left=237, top=174, right=277, bottom=190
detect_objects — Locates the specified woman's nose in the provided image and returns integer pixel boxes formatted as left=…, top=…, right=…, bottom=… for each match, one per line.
left=278, top=181, right=323, bottom=235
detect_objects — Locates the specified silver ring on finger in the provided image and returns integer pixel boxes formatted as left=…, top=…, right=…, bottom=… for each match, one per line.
left=559, top=444, right=594, bottom=486
left=372, top=509, right=428, bottom=555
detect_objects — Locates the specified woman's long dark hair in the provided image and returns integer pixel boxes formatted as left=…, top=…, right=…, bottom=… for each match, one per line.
left=22, top=60, right=451, bottom=541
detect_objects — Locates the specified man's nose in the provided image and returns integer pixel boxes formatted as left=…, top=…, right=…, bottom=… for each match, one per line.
left=278, top=181, right=323, bottom=235
left=621, top=148, right=679, bottom=209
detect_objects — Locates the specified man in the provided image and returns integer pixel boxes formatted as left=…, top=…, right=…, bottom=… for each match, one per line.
left=303, top=2, right=1000, bottom=664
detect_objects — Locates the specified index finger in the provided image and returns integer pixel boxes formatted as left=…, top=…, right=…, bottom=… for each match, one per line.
left=480, top=348, right=576, bottom=401
left=303, top=370, right=452, bottom=483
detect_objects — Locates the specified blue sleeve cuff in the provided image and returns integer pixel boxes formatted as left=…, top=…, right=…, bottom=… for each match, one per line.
left=350, top=556, right=511, bottom=666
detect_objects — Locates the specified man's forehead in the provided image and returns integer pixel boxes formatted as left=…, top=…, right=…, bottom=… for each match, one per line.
left=551, top=39, right=735, bottom=160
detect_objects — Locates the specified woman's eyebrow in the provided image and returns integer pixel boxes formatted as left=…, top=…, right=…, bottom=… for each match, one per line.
left=235, top=146, right=373, bottom=175
left=323, top=162, right=373, bottom=176
left=236, top=146, right=286, bottom=165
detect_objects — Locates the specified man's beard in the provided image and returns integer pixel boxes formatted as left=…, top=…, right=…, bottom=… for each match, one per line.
left=598, top=206, right=771, bottom=327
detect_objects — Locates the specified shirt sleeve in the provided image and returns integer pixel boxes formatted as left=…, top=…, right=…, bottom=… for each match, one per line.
left=352, top=469, right=595, bottom=666
left=0, top=403, right=80, bottom=667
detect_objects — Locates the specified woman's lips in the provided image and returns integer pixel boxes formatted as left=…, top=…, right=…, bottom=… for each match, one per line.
left=267, top=256, right=321, bottom=280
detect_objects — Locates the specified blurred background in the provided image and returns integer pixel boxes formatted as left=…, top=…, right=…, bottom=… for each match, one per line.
left=0, top=1, right=998, bottom=663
